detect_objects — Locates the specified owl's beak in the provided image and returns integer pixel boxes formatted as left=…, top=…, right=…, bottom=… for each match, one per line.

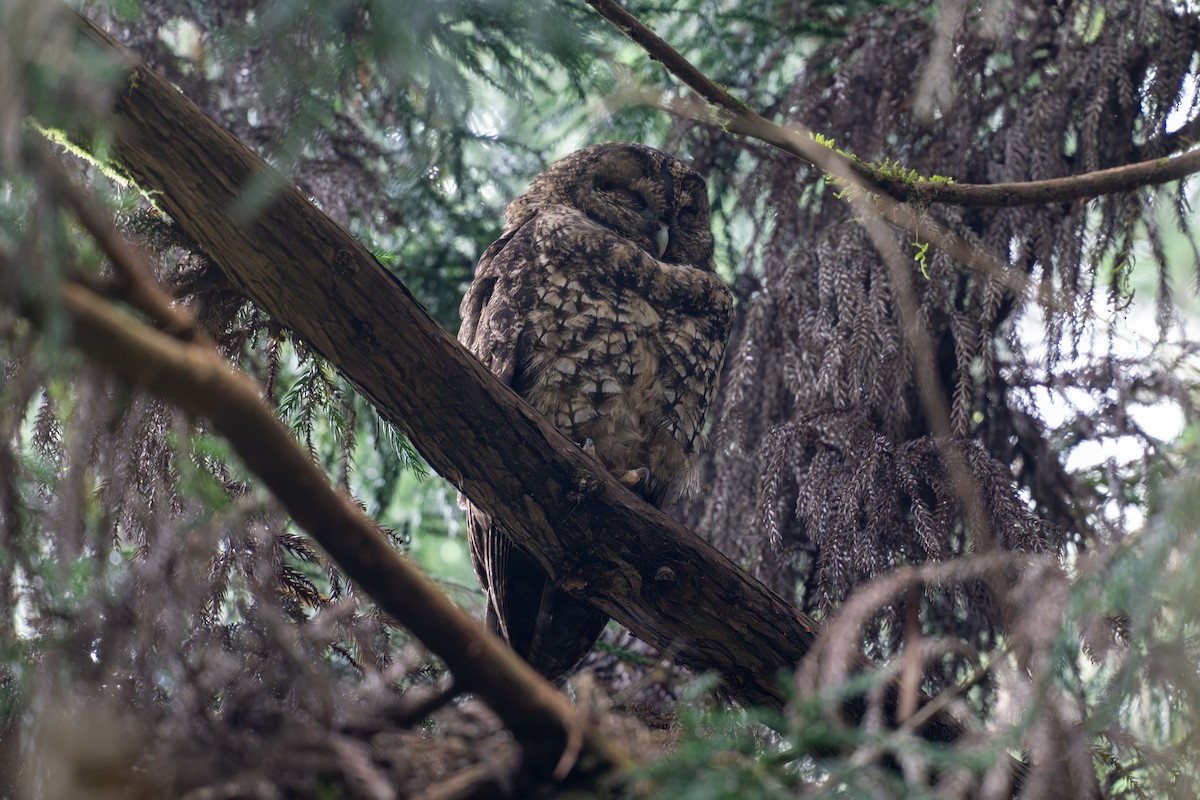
left=654, top=223, right=670, bottom=259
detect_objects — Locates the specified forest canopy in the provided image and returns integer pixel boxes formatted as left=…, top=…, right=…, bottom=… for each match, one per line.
left=2, top=0, right=1200, bottom=798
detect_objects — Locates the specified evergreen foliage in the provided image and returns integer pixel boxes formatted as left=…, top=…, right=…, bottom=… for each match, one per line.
left=1, top=0, right=1199, bottom=796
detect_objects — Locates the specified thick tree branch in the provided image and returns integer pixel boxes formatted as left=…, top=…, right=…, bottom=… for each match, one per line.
left=587, top=0, right=1200, bottom=207
left=59, top=9, right=979, bottom=751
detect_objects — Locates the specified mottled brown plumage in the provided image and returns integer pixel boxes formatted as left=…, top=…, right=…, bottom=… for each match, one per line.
left=458, top=142, right=733, bottom=679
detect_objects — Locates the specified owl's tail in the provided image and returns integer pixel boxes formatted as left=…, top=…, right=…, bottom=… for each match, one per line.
left=487, top=531, right=609, bottom=681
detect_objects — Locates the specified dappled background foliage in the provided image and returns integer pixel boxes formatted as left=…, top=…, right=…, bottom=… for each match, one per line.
left=2, top=0, right=1200, bottom=797
left=674, top=0, right=1200, bottom=663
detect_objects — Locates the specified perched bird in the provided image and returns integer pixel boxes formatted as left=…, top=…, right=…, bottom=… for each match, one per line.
left=457, top=142, right=733, bottom=679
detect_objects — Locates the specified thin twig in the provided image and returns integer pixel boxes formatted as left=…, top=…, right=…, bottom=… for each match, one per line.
left=901, top=644, right=1011, bottom=736
left=896, top=583, right=924, bottom=723
left=585, top=0, right=1050, bottom=308
left=340, top=678, right=462, bottom=734
left=29, top=143, right=212, bottom=346
left=799, top=552, right=1040, bottom=699
left=587, top=0, right=1200, bottom=208
left=853, top=195, right=1006, bottom=605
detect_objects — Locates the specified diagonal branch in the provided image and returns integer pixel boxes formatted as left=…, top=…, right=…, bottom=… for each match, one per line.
left=587, top=0, right=1200, bottom=208
left=66, top=4, right=825, bottom=710
left=9, top=135, right=631, bottom=776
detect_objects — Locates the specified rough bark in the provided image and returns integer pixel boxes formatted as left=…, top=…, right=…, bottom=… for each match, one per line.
left=63, top=12, right=969, bottom=747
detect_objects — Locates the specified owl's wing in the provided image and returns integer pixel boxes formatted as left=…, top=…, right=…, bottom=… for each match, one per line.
left=459, top=225, right=530, bottom=644
left=458, top=214, right=610, bottom=679
left=458, top=228, right=532, bottom=387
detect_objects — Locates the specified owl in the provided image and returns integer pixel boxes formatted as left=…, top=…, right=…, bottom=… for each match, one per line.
left=457, top=142, right=733, bottom=680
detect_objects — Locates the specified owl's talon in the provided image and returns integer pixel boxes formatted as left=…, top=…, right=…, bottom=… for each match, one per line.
left=579, top=437, right=597, bottom=458
left=616, top=467, right=651, bottom=489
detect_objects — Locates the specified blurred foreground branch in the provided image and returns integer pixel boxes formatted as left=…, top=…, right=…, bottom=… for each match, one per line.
left=2, top=235, right=632, bottom=784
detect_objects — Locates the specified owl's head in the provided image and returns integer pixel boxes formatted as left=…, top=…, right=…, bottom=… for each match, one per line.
left=505, top=142, right=716, bottom=269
